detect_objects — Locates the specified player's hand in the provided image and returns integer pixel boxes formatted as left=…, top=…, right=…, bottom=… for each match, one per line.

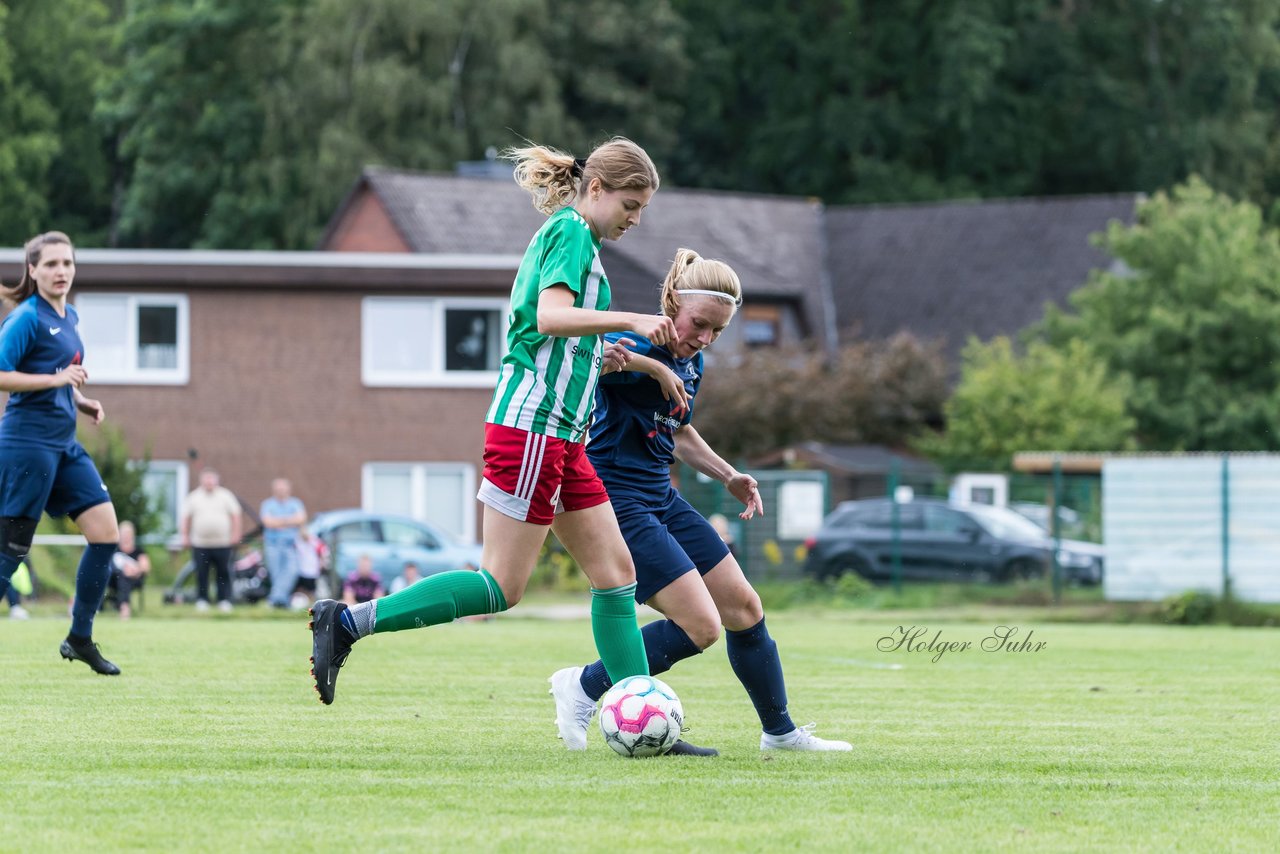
left=654, top=366, right=690, bottom=417
left=56, top=365, right=88, bottom=388
left=630, top=314, right=677, bottom=347
left=602, top=338, right=635, bottom=374
left=726, top=472, right=764, bottom=520
left=77, top=396, right=105, bottom=425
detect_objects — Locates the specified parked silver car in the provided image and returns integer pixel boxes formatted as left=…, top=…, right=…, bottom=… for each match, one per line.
left=309, top=509, right=482, bottom=589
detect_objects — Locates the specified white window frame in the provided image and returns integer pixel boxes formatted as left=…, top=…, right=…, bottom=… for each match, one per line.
left=74, top=293, right=190, bottom=385
left=361, top=296, right=508, bottom=388
left=361, top=462, right=478, bottom=544
left=139, top=459, right=189, bottom=540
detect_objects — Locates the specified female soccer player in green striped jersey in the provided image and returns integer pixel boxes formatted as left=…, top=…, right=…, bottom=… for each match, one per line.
left=309, top=138, right=675, bottom=709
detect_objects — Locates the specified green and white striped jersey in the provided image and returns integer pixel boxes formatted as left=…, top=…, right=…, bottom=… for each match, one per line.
left=486, top=207, right=611, bottom=441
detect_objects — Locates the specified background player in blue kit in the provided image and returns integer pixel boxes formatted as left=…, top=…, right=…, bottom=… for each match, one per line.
left=549, top=248, right=852, bottom=754
left=0, top=231, right=123, bottom=675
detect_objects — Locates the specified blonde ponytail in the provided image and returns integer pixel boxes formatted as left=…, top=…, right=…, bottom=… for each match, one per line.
left=505, top=136, right=659, bottom=216
left=659, top=248, right=742, bottom=317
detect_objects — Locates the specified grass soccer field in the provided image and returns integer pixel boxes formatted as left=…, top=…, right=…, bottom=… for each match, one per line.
left=2, top=608, right=1277, bottom=852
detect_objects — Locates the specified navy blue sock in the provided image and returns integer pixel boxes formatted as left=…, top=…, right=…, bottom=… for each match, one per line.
left=579, top=619, right=702, bottom=702
left=70, top=543, right=116, bottom=638
left=726, top=617, right=795, bottom=736
left=0, top=552, right=19, bottom=599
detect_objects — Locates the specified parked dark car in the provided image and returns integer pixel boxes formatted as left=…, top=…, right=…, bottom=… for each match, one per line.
left=803, top=497, right=1104, bottom=585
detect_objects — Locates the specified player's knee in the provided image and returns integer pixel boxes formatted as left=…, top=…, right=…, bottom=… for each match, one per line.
left=501, top=586, right=523, bottom=608
left=0, top=516, right=38, bottom=561
left=684, top=615, right=721, bottom=651
left=740, top=590, right=765, bottom=627
left=723, top=589, right=764, bottom=631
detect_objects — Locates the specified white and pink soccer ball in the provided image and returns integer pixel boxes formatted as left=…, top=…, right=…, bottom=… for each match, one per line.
left=599, top=675, right=684, bottom=757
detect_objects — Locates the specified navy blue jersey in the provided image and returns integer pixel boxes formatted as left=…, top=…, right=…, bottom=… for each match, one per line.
left=587, top=333, right=702, bottom=497
left=0, top=295, right=82, bottom=449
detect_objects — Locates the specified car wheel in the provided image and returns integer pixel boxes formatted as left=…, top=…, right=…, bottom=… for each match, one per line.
left=1002, top=558, right=1045, bottom=582
left=823, top=555, right=872, bottom=581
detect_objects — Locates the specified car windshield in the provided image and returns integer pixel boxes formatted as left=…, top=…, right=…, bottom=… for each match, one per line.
left=963, top=504, right=1049, bottom=542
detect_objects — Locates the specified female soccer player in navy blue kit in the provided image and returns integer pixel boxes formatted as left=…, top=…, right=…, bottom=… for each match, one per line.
left=549, top=249, right=851, bottom=753
left=0, top=231, right=122, bottom=675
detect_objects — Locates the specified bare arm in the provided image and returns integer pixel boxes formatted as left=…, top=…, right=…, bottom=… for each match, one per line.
left=536, top=285, right=676, bottom=345
left=674, top=425, right=764, bottom=520
left=621, top=353, right=691, bottom=413
left=231, top=511, right=243, bottom=545
left=0, top=366, right=86, bottom=393
left=73, top=387, right=105, bottom=425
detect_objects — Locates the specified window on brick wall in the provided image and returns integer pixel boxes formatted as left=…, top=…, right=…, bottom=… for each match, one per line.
left=140, top=459, right=189, bottom=539
left=75, top=294, right=189, bottom=384
left=362, top=297, right=507, bottom=387
left=361, top=462, right=477, bottom=544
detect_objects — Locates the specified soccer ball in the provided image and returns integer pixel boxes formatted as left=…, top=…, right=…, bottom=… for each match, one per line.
left=599, top=675, right=683, bottom=757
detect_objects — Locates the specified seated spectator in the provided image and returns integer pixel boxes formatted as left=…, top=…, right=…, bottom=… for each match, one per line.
left=342, top=554, right=384, bottom=605
left=290, top=529, right=326, bottom=610
left=107, top=521, right=151, bottom=620
left=388, top=562, right=422, bottom=594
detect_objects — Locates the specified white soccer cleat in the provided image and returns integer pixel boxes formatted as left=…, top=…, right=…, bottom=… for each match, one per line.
left=9, top=604, right=30, bottom=620
left=760, top=722, right=852, bottom=752
left=549, top=666, right=597, bottom=751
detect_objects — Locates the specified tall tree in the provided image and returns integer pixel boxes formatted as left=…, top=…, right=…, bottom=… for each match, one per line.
left=695, top=333, right=948, bottom=460
left=98, top=0, right=289, bottom=248
left=0, top=3, right=60, bottom=243
left=1040, top=177, right=1280, bottom=451
left=5, top=0, right=120, bottom=245
left=917, top=337, right=1136, bottom=472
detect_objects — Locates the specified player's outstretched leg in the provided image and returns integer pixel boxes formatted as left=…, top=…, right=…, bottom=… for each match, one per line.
left=309, top=599, right=354, bottom=705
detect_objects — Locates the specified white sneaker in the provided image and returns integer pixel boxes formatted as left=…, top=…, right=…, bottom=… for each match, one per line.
left=195, top=599, right=210, bottom=612
left=9, top=604, right=30, bottom=620
left=548, top=666, right=597, bottom=751
left=761, top=723, right=852, bottom=752
left=217, top=600, right=233, bottom=613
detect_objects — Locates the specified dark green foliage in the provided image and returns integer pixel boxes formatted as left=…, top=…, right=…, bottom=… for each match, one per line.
left=695, top=333, right=949, bottom=460
left=78, top=423, right=167, bottom=540
left=1040, top=178, right=1280, bottom=451
left=10, top=1, right=1280, bottom=247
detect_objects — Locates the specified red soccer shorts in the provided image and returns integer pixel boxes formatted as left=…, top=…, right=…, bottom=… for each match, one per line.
left=477, top=423, right=610, bottom=525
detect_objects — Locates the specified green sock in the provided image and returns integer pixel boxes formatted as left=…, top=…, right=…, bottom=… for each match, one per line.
left=372, top=569, right=508, bottom=634
left=590, top=583, right=649, bottom=682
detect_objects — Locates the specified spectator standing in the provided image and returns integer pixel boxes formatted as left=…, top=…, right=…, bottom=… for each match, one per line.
left=290, top=529, right=325, bottom=609
left=259, top=478, right=307, bottom=609
left=342, top=555, right=383, bottom=605
left=180, top=468, right=242, bottom=612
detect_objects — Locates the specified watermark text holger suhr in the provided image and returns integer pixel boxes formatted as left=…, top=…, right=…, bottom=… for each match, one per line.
left=877, top=625, right=1047, bottom=663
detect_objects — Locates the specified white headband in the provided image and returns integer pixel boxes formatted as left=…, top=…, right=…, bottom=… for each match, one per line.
left=678, top=288, right=742, bottom=306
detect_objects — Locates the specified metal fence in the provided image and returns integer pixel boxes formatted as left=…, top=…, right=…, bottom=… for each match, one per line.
left=678, top=465, right=828, bottom=581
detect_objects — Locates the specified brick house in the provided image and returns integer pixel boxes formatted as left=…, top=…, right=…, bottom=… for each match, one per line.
left=0, top=249, right=519, bottom=543
left=1, top=178, right=1138, bottom=538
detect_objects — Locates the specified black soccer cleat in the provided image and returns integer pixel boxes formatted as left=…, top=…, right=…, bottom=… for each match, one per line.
left=309, top=599, right=354, bottom=705
left=664, top=739, right=719, bottom=757
left=59, top=637, right=121, bottom=676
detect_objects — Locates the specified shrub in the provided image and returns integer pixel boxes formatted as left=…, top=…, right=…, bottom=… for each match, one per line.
left=1159, top=591, right=1218, bottom=625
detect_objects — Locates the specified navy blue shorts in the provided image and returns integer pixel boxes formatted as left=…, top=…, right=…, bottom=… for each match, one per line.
left=610, top=486, right=731, bottom=604
left=0, top=443, right=112, bottom=520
